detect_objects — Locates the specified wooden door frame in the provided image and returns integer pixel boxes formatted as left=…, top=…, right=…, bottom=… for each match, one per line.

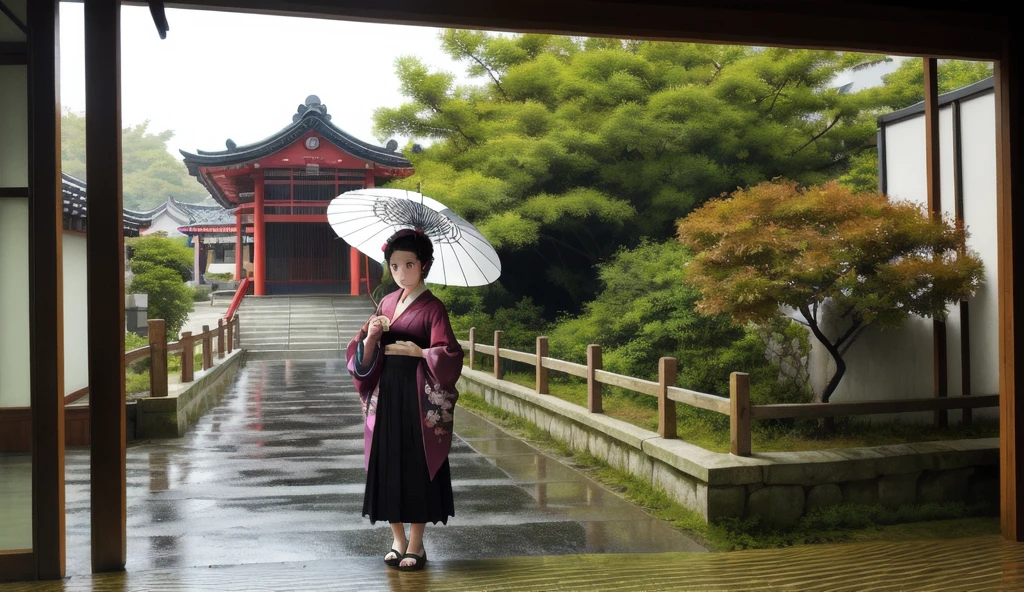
left=12, top=0, right=1019, bottom=584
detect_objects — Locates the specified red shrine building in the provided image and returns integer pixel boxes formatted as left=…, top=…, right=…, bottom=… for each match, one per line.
left=180, top=95, right=415, bottom=296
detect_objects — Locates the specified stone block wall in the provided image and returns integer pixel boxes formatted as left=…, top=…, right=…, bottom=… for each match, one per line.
left=457, top=369, right=999, bottom=528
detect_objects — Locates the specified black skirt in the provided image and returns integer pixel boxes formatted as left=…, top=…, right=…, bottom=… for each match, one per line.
left=362, top=347, right=455, bottom=525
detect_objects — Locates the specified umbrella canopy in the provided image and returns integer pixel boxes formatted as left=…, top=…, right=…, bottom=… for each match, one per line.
left=326, top=188, right=501, bottom=287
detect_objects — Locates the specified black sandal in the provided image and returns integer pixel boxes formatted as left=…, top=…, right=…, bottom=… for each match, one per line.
left=384, top=547, right=404, bottom=568
left=399, top=549, right=427, bottom=571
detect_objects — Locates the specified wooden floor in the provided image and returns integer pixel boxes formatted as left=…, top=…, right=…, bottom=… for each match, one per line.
left=3, top=534, right=1024, bottom=591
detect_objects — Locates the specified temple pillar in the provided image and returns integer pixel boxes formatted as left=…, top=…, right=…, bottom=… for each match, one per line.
left=193, top=236, right=201, bottom=284
left=254, top=169, right=266, bottom=296
left=235, top=212, right=243, bottom=282
left=350, top=246, right=361, bottom=295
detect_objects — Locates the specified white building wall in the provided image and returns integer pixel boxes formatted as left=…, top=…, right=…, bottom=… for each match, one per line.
left=142, top=210, right=186, bottom=237
left=0, top=63, right=30, bottom=409
left=0, top=200, right=30, bottom=408
left=804, top=89, right=998, bottom=423
left=63, top=234, right=90, bottom=396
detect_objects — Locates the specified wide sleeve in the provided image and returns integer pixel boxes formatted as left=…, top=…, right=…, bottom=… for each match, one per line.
left=346, top=307, right=383, bottom=404
left=422, top=301, right=464, bottom=395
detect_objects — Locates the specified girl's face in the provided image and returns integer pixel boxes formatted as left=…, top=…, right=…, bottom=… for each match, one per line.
left=389, top=250, right=423, bottom=290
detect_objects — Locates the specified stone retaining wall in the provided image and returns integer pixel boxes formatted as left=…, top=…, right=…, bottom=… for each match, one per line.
left=135, top=350, right=243, bottom=439
left=458, top=368, right=999, bottom=527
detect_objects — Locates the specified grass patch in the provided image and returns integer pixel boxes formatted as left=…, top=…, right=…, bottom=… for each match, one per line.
left=471, top=364, right=999, bottom=453
left=458, top=389, right=998, bottom=551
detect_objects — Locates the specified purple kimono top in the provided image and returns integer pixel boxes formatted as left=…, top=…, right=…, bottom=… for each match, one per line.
left=345, top=289, right=464, bottom=480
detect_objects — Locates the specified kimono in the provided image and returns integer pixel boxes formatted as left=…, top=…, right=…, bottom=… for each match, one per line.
left=345, top=287, right=464, bottom=482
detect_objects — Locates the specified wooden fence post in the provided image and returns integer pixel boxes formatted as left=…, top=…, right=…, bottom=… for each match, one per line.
left=227, top=317, right=234, bottom=354
left=217, top=318, right=225, bottom=359
left=536, top=336, right=549, bottom=394
left=588, top=344, right=603, bottom=413
left=181, top=331, right=194, bottom=383
left=234, top=315, right=241, bottom=349
left=469, top=327, right=476, bottom=370
left=148, top=319, right=168, bottom=398
left=493, top=330, right=503, bottom=380
left=731, top=372, right=751, bottom=456
left=202, top=325, right=213, bottom=371
left=658, top=357, right=677, bottom=439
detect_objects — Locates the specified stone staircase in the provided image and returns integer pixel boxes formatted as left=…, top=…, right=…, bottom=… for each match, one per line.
left=236, top=295, right=376, bottom=359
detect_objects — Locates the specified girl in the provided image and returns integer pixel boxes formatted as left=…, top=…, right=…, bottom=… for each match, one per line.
left=346, top=229, right=464, bottom=571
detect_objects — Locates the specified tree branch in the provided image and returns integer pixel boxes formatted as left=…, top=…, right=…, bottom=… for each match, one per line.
left=792, top=114, right=842, bottom=156
left=455, top=38, right=509, bottom=100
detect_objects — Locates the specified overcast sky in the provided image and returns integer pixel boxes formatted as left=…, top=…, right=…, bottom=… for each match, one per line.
left=58, top=3, right=908, bottom=162
left=58, top=3, right=477, bottom=158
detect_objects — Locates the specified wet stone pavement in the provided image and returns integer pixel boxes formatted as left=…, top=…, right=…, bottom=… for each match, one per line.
left=62, top=359, right=704, bottom=576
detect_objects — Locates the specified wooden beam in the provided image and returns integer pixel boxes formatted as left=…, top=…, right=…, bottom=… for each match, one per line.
left=0, top=551, right=35, bottom=582
left=923, top=57, right=949, bottom=428
left=952, top=100, right=973, bottom=426
left=26, top=0, right=65, bottom=581
left=84, top=0, right=126, bottom=573
left=996, top=37, right=1024, bottom=543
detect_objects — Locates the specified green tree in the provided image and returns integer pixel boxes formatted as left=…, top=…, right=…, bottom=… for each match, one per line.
left=61, top=111, right=208, bottom=210
left=127, top=234, right=195, bottom=282
left=128, top=267, right=194, bottom=338
left=676, top=179, right=984, bottom=403
left=547, top=239, right=810, bottom=402
left=375, top=34, right=886, bottom=317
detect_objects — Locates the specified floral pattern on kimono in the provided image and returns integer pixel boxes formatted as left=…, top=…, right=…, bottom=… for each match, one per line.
left=346, top=288, right=464, bottom=480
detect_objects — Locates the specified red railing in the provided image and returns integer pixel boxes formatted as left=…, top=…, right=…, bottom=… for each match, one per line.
left=226, top=277, right=251, bottom=320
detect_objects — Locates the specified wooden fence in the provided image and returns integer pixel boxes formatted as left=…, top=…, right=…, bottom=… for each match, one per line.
left=459, top=328, right=1000, bottom=456
left=124, top=315, right=240, bottom=398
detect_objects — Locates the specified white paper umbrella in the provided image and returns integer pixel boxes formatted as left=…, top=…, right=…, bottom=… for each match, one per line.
left=327, top=188, right=501, bottom=287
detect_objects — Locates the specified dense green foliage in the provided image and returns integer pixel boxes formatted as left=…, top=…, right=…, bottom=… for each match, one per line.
left=376, top=33, right=888, bottom=315
left=61, top=111, right=208, bottom=210
left=677, top=180, right=985, bottom=402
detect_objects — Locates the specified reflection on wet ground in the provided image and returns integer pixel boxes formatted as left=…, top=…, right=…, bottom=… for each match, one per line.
left=61, top=359, right=703, bottom=576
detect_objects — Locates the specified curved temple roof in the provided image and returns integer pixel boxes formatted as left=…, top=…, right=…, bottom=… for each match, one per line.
left=180, top=96, right=412, bottom=173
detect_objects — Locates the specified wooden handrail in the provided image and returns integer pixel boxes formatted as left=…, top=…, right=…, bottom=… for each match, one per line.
left=456, top=328, right=997, bottom=453
left=751, top=393, right=1000, bottom=419
left=124, top=346, right=150, bottom=365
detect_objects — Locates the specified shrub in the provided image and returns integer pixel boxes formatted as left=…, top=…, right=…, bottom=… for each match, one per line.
left=128, top=267, right=194, bottom=337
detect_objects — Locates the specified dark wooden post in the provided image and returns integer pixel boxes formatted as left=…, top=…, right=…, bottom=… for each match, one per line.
left=468, top=327, right=476, bottom=370
left=180, top=331, right=194, bottom=383
left=536, top=336, right=549, bottom=394
left=995, top=41, right=1024, bottom=542
left=658, top=357, right=677, bottom=439
left=27, top=0, right=66, bottom=578
left=227, top=316, right=234, bottom=354
left=924, top=57, right=949, bottom=428
left=587, top=344, right=603, bottom=413
left=85, top=0, right=126, bottom=573
left=730, top=372, right=751, bottom=456
left=148, top=320, right=168, bottom=398
left=202, top=325, right=213, bottom=371
left=217, top=318, right=225, bottom=360
left=234, top=314, right=241, bottom=349
left=493, top=330, right=503, bottom=380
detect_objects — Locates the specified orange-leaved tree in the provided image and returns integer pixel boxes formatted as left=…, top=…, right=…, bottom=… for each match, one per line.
left=676, top=179, right=984, bottom=403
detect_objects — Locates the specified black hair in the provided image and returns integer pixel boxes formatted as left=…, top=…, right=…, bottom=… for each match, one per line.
left=384, top=230, right=434, bottom=275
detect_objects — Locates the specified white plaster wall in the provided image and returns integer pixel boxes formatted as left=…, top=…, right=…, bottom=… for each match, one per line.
left=960, top=94, right=999, bottom=419
left=0, top=200, right=31, bottom=408
left=0, top=66, right=28, bottom=187
left=63, top=234, right=90, bottom=396
left=141, top=211, right=186, bottom=237
left=803, top=92, right=998, bottom=423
